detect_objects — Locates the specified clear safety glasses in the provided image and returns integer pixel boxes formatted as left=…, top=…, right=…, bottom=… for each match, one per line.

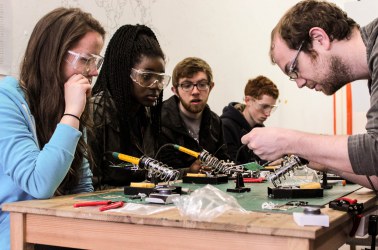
left=130, top=68, right=171, bottom=90
left=253, top=100, right=278, bottom=114
left=66, top=50, right=104, bottom=75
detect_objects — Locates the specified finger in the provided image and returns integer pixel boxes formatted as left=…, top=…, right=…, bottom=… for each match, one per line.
left=85, top=86, right=92, bottom=98
left=69, top=73, right=85, bottom=81
left=241, top=135, right=248, bottom=144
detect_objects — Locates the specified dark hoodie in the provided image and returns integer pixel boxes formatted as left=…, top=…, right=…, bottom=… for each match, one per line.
left=220, top=102, right=264, bottom=164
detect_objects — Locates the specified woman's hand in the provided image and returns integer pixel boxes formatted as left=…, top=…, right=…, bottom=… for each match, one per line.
left=63, top=74, right=92, bottom=117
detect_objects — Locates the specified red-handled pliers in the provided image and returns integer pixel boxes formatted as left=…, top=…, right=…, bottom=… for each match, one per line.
left=73, top=200, right=124, bottom=212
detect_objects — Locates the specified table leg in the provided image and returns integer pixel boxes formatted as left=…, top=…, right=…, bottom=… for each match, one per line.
left=10, top=212, right=27, bottom=250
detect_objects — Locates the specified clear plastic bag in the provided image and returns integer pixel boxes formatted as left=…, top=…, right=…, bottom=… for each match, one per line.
left=279, top=165, right=320, bottom=187
left=172, top=184, right=247, bottom=221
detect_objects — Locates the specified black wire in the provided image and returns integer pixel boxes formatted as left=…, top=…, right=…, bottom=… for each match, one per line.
left=260, top=159, right=275, bottom=168
left=154, top=143, right=176, bottom=159
left=214, top=143, right=227, bottom=157
left=235, top=144, right=247, bottom=164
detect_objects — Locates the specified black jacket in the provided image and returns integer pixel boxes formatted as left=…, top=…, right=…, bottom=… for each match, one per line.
left=88, top=91, right=153, bottom=189
left=220, top=102, right=264, bottom=164
left=157, top=95, right=229, bottom=170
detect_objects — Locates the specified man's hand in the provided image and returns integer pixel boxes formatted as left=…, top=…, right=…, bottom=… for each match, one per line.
left=189, top=159, right=212, bottom=173
left=241, top=127, right=290, bottom=161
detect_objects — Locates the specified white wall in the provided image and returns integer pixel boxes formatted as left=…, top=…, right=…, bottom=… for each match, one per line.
left=3, top=0, right=371, bottom=135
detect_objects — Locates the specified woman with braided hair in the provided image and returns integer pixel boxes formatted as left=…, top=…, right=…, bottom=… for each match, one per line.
left=89, top=24, right=170, bottom=189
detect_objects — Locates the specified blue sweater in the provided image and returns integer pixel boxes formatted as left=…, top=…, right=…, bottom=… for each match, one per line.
left=0, top=76, right=93, bottom=250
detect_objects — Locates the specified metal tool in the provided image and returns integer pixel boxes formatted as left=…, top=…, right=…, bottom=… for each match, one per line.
left=73, top=200, right=124, bottom=212
left=268, top=155, right=309, bottom=187
left=173, top=144, right=247, bottom=175
left=112, top=152, right=180, bottom=183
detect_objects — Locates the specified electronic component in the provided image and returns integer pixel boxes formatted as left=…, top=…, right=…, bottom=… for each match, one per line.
left=112, top=152, right=180, bottom=182
left=145, top=193, right=180, bottom=204
left=268, top=186, right=323, bottom=199
left=227, top=172, right=251, bottom=193
left=268, top=155, right=309, bottom=187
left=145, top=185, right=181, bottom=204
left=183, top=174, right=228, bottom=184
left=173, top=144, right=245, bottom=176
left=113, top=152, right=181, bottom=196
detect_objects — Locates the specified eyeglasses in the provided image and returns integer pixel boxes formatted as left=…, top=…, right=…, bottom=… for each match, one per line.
left=253, top=99, right=278, bottom=113
left=288, top=41, right=304, bottom=81
left=66, top=50, right=104, bottom=75
left=130, top=68, right=171, bottom=90
left=178, top=80, right=210, bottom=92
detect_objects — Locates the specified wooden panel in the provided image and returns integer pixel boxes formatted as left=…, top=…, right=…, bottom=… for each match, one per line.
left=2, top=187, right=376, bottom=250
left=25, top=213, right=313, bottom=250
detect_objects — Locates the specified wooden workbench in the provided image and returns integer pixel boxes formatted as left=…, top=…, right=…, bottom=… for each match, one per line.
left=2, top=187, right=377, bottom=250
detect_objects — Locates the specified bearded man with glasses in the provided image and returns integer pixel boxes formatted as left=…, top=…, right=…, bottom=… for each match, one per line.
left=221, top=75, right=279, bottom=165
left=242, top=0, right=378, bottom=190
left=157, top=57, right=229, bottom=176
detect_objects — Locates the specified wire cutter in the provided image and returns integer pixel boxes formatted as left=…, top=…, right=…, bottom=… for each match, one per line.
left=73, top=200, right=124, bottom=212
left=329, top=197, right=364, bottom=237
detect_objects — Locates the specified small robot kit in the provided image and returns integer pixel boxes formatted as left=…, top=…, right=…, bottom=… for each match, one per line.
left=267, top=155, right=324, bottom=199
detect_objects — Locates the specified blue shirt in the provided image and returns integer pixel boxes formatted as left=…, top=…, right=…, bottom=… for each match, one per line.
left=0, top=76, right=93, bottom=250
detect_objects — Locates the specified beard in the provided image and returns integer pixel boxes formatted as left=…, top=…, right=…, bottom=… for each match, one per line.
left=320, top=56, right=353, bottom=95
left=178, top=95, right=207, bottom=114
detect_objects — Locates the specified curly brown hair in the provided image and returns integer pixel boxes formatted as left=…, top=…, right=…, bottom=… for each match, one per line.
left=244, top=75, right=279, bottom=100
left=270, top=0, right=358, bottom=63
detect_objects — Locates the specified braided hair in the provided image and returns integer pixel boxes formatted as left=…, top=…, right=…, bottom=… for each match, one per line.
left=93, top=24, right=164, bottom=152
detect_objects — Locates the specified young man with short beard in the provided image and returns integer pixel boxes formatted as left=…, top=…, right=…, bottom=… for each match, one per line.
left=157, top=57, right=229, bottom=176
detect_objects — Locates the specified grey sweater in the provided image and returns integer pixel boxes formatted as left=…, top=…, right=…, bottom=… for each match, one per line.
left=348, top=18, right=378, bottom=176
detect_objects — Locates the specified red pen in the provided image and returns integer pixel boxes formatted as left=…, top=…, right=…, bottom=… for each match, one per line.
left=73, top=200, right=112, bottom=208
left=99, top=201, right=124, bottom=212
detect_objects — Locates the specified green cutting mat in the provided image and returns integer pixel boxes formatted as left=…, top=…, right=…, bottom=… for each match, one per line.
left=76, top=181, right=361, bottom=214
